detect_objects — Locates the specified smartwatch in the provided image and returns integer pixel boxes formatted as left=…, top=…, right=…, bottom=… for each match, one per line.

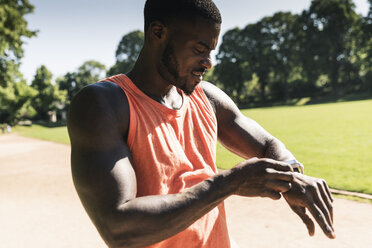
left=286, top=159, right=304, bottom=174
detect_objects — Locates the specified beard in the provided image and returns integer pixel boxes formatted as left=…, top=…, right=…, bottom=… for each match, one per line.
left=159, top=42, right=197, bottom=96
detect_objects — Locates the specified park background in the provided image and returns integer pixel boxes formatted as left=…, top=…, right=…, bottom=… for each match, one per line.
left=1, top=1, right=372, bottom=247
left=1, top=0, right=372, bottom=199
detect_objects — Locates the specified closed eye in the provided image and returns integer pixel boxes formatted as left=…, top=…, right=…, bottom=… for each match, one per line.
left=194, top=48, right=204, bottom=54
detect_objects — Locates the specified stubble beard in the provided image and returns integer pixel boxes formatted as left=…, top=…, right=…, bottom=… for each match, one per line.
left=160, top=42, right=196, bottom=96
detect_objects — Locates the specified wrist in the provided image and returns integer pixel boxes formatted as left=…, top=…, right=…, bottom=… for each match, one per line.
left=214, top=168, right=241, bottom=197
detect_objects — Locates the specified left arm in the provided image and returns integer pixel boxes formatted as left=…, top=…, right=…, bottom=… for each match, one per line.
left=201, top=81, right=335, bottom=239
left=201, top=81, right=294, bottom=162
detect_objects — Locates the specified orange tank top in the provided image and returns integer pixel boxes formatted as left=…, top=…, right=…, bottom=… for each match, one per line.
left=102, top=74, right=230, bottom=248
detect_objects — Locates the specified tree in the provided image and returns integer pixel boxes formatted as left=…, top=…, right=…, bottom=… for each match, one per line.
left=215, top=28, right=253, bottom=105
left=108, top=30, right=144, bottom=76
left=0, top=0, right=37, bottom=124
left=240, top=22, right=278, bottom=102
left=0, top=79, right=37, bottom=124
left=57, top=60, right=106, bottom=105
left=31, top=66, right=67, bottom=120
left=360, top=0, right=372, bottom=90
left=0, top=0, right=36, bottom=82
left=260, top=12, right=298, bottom=101
left=299, top=0, right=360, bottom=95
left=0, top=0, right=37, bottom=86
left=215, top=14, right=300, bottom=104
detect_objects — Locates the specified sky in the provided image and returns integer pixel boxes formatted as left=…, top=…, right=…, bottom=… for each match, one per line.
left=20, top=0, right=370, bottom=83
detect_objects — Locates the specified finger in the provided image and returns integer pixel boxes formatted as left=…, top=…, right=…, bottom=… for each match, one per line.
left=270, top=160, right=294, bottom=172
left=262, top=189, right=282, bottom=200
left=322, top=180, right=334, bottom=202
left=266, top=180, right=292, bottom=193
left=265, top=169, right=294, bottom=182
left=319, top=182, right=334, bottom=223
left=291, top=206, right=315, bottom=236
left=307, top=201, right=336, bottom=239
left=310, top=185, right=333, bottom=228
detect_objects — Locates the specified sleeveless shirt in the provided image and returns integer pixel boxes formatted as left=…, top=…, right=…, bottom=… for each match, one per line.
left=101, top=74, right=230, bottom=248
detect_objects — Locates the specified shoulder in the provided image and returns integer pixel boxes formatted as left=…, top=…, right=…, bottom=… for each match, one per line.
left=199, top=81, right=220, bottom=114
left=67, top=81, right=130, bottom=148
left=200, top=81, right=240, bottom=118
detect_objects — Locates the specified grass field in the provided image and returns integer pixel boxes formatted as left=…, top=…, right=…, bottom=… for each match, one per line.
left=13, top=124, right=70, bottom=145
left=217, top=99, right=372, bottom=194
left=8, top=99, right=372, bottom=194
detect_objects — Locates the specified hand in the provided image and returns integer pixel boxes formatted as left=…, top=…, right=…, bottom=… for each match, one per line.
left=232, top=158, right=294, bottom=200
left=283, top=173, right=335, bottom=239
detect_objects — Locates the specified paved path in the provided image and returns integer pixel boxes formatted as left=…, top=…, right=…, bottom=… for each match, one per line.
left=1, top=134, right=372, bottom=247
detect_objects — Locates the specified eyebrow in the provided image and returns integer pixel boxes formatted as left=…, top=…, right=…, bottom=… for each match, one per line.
left=197, top=40, right=212, bottom=51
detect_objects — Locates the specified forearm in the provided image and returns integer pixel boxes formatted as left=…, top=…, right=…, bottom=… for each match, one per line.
left=219, top=116, right=295, bottom=161
left=264, top=137, right=295, bottom=161
left=100, top=170, right=235, bottom=248
left=264, top=138, right=305, bottom=173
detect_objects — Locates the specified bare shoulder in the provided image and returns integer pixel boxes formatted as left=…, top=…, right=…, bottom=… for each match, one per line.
left=67, top=81, right=130, bottom=149
left=200, top=81, right=241, bottom=119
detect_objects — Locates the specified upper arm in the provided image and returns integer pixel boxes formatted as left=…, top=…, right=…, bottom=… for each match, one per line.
left=201, top=81, right=275, bottom=159
left=67, top=82, right=136, bottom=232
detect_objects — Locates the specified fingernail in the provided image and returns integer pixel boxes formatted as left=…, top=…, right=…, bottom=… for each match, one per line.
left=327, top=226, right=336, bottom=237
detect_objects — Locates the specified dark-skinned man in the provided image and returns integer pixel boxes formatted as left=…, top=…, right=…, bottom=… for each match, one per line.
left=67, top=0, right=335, bottom=247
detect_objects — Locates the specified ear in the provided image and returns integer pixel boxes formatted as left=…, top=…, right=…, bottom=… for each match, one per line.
left=149, top=21, right=168, bottom=40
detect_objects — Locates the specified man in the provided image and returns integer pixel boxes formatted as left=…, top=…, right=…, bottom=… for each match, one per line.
left=67, top=0, right=335, bottom=247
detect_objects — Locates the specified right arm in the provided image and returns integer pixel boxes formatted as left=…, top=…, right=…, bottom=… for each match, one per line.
left=67, top=82, right=294, bottom=248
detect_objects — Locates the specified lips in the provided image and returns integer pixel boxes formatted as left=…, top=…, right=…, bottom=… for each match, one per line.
left=192, top=70, right=206, bottom=82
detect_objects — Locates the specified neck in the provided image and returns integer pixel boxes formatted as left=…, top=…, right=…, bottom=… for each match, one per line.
left=127, top=48, right=173, bottom=98
left=126, top=48, right=183, bottom=110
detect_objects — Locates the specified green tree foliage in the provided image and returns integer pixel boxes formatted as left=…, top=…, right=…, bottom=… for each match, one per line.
left=0, top=0, right=37, bottom=124
left=216, top=13, right=300, bottom=103
left=361, top=0, right=372, bottom=89
left=260, top=12, right=300, bottom=101
left=215, top=28, right=252, bottom=104
left=243, top=13, right=300, bottom=102
left=214, top=0, right=367, bottom=106
left=0, top=0, right=37, bottom=87
left=31, top=66, right=67, bottom=120
left=0, top=79, right=37, bottom=124
left=108, top=30, right=144, bottom=76
left=300, top=0, right=360, bottom=95
left=57, top=60, right=106, bottom=105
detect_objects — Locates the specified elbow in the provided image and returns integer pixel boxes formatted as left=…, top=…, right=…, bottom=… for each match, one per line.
left=105, top=238, right=133, bottom=248
left=94, top=213, right=139, bottom=248
left=99, top=227, right=137, bottom=248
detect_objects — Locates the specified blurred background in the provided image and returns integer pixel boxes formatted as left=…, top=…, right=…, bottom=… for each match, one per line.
left=1, top=0, right=371, bottom=124
left=1, top=1, right=371, bottom=247
left=1, top=0, right=371, bottom=194
left=1, top=0, right=372, bottom=194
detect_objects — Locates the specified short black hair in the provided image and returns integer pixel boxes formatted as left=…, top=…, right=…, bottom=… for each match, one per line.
left=144, top=0, right=222, bottom=32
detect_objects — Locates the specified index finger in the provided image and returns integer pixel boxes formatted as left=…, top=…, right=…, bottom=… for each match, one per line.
left=270, top=160, right=294, bottom=172
left=259, top=158, right=294, bottom=172
left=266, top=168, right=294, bottom=182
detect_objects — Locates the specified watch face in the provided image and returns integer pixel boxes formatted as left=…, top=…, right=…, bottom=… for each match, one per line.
left=285, top=160, right=304, bottom=174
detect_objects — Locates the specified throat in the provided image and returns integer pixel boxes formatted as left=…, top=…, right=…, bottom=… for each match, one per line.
left=126, top=71, right=183, bottom=110
left=150, top=87, right=184, bottom=110
left=144, top=87, right=184, bottom=110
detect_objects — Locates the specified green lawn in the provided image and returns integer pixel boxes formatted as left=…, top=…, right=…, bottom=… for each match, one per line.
left=13, top=124, right=70, bottom=145
left=10, top=99, right=372, bottom=194
left=217, top=99, right=372, bottom=194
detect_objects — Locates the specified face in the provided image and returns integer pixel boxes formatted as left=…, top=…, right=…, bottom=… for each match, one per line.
left=157, top=18, right=220, bottom=95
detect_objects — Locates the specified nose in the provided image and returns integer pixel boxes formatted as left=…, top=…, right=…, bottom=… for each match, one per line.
left=201, top=55, right=213, bottom=70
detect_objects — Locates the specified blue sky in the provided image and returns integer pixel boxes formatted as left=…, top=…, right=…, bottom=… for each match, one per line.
left=20, top=0, right=370, bottom=83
